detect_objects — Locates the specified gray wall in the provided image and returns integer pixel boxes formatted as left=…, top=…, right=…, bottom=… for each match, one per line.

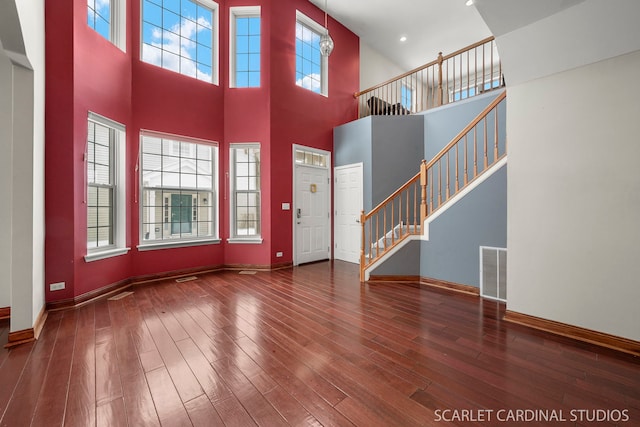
left=420, top=164, right=507, bottom=287
left=371, top=116, right=424, bottom=206
left=369, top=240, right=421, bottom=276
left=334, top=117, right=373, bottom=211
left=334, top=114, right=424, bottom=212
left=424, top=90, right=503, bottom=161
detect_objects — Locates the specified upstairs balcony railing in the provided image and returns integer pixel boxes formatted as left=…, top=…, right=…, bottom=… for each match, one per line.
left=355, top=37, right=503, bottom=118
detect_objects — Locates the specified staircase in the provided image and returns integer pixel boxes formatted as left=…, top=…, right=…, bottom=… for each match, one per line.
left=360, top=91, right=507, bottom=281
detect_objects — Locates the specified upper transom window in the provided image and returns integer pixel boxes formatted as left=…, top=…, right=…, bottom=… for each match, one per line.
left=88, top=0, right=111, bottom=40
left=141, top=0, right=219, bottom=84
left=88, top=0, right=126, bottom=50
left=295, top=11, right=328, bottom=96
left=230, top=7, right=261, bottom=88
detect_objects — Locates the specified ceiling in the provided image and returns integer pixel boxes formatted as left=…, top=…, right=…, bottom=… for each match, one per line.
left=308, top=0, right=492, bottom=71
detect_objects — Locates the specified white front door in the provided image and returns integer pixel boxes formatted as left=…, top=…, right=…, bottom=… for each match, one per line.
left=334, top=163, right=363, bottom=264
left=294, top=165, right=330, bottom=265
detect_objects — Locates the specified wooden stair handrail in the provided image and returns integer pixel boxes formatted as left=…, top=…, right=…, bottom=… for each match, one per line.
left=354, top=36, right=497, bottom=98
left=363, top=172, right=420, bottom=221
left=441, top=36, right=496, bottom=61
left=426, top=91, right=506, bottom=170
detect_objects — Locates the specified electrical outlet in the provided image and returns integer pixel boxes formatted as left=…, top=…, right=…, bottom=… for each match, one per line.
left=49, top=282, right=65, bottom=291
left=276, top=252, right=283, bottom=257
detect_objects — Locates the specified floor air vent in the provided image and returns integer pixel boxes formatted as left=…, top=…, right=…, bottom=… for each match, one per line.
left=175, top=276, right=198, bottom=283
left=108, top=291, right=134, bottom=301
left=480, top=246, right=507, bottom=301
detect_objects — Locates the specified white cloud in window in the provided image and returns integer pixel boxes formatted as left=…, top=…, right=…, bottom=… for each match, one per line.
left=296, top=73, right=321, bottom=92
left=142, top=16, right=212, bottom=82
left=94, top=0, right=110, bottom=14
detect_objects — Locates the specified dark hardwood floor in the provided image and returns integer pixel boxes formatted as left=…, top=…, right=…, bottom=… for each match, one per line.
left=1, top=261, right=638, bottom=426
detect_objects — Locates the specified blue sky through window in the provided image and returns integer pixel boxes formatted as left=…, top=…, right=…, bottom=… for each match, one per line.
left=142, top=0, right=214, bottom=83
left=295, top=21, right=322, bottom=94
left=88, top=0, right=111, bottom=40
left=235, top=16, right=260, bottom=87
left=454, top=79, right=501, bottom=101
left=401, top=84, right=413, bottom=110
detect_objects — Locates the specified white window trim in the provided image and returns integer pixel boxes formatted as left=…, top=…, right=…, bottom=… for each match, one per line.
left=228, top=143, right=262, bottom=243
left=295, top=10, right=329, bottom=97
left=229, top=6, right=261, bottom=88
left=84, top=112, right=130, bottom=262
left=137, top=238, right=221, bottom=252
left=112, top=0, right=126, bottom=51
left=139, top=0, right=219, bottom=85
left=227, top=238, right=263, bottom=244
left=137, top=130, right=220, bottom=250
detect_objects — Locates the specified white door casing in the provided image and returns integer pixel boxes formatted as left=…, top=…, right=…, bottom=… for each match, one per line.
left=294, top=164, right=330, bottom=265
left=334, top=163, right=363, bottom=264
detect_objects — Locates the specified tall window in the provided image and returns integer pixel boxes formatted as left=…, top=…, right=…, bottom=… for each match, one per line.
left=86, top=113, right=128, bottom=262
left=141, top=0, right=218, bottom=84
left=230, top=144, right=261, bottom=241
left=140, top=133, right=218, bottom=246
left=230, top=7, right=260, bottom=88
left=87, top=0, right=126, bottom=50
left=295, top=11, right=328, bottom=96
left=88, top=0, right=111, bottom=40
left=87, top=121, right=114, bottom=249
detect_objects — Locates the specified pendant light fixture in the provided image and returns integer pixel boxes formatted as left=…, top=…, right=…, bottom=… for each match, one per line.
left=319, top=0, right=334, bottom=57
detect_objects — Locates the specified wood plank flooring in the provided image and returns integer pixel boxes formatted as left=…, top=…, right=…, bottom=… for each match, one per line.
left=1, top=261, right=639, bottom=426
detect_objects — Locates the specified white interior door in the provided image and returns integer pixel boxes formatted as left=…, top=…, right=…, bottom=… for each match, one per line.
left=334, top=163, right=363, bottom=264
left=295, top=165, right=330, bottom=265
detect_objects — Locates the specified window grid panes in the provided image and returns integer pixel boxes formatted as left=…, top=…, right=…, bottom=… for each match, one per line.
left=295, top=21, right=322, bottom=94
left=87, top=121, right=115, bottom=249
left=141, top=135, right=217, bottom=242
left=453, top=78, right=501, bottom=101
left=231, top=146, right=260, bottom=237
left=141, top=0, right=215, bottom=83
left=235, top=15, right=260, bottom=87
left=294, top=149, right=327, bottom=167
left=88, top=0, right=111, bottom=41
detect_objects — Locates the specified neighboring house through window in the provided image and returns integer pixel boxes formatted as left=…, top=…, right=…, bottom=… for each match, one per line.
left=141, top=0, right=219, bottom=84
left=86, top=113, right=129, bottom=262
left=87, top=0, right=126, bottom=50
left=140, top=132, right=218, bottom=249
left=230, top=6, right=261, bottom=88
left=295, top=11, right=328, bottom=96
left=229, top=144, right=261, bottom=242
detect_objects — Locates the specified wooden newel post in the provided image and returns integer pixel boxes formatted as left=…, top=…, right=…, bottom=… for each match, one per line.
left=420, top=160, right=428, bottom=229
left=436, top=52, right=444, bottom=107
left=359, top=210, right=366, bottom=282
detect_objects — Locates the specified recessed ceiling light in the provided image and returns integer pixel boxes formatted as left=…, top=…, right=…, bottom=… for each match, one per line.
left=400, top=36, right=407, bottom=42
left=465, top=0, right=474, bottom=6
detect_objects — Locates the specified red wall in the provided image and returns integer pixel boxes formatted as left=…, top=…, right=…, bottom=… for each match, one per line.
left=268, top=0, right=359, bottom=264
left=44, top=0, right=359, bottom=303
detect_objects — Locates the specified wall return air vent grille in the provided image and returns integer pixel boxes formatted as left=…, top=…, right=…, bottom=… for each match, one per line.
left=480, top=246, right=506, bottom=302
